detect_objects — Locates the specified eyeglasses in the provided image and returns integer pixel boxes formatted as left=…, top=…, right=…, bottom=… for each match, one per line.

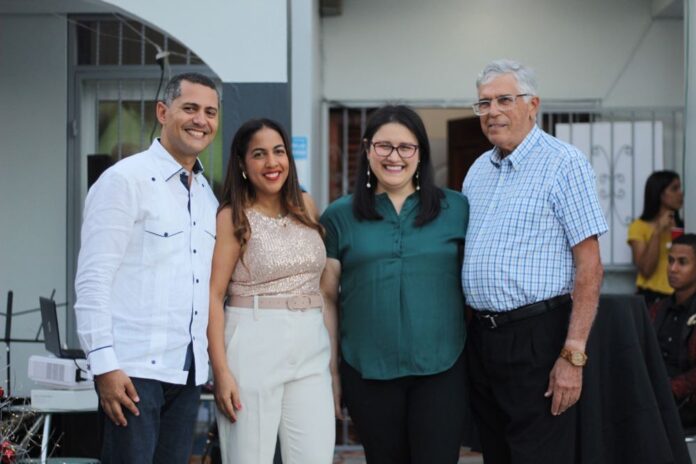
left=368, top=141, right=419, bottom=159
left=472, top=94, right=531, bottom=116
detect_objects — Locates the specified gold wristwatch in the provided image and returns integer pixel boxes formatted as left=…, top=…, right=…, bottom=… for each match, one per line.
left=559, top=347, right=587, bottom=367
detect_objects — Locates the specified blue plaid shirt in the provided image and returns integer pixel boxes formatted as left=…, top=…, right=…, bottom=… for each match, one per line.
left=462, top=125, right=607, bottom=311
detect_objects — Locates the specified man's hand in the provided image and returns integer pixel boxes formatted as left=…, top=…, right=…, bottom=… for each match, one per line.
left=95, top=369, right=140, bottom=426
left=545, top=357, right=582, bottom=416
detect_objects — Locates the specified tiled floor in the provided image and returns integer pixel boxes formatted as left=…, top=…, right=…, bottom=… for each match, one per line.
left=333, top=447, right=484, bottom=464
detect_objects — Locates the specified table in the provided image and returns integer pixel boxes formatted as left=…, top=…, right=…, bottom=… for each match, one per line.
left=578, top=294, right=692, bottom=464
left=29, top=389, right=98, bottom=464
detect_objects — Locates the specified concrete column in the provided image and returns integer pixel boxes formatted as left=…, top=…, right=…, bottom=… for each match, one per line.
left=290, top=0, right=323, bottom=197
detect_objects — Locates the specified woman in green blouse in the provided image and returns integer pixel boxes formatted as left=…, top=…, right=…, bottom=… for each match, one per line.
left=320, top=105, right=469, bottom=463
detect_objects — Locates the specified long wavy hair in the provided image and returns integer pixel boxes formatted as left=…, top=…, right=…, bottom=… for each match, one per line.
left=219, top=118, right=322, bottom=260
left=640, top=170, right=682, bottom=226
left=353, top=105, right=443, bottom=226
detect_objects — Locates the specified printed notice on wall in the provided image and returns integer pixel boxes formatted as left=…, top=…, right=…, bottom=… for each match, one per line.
left=292, top=136, right=308, bottom=160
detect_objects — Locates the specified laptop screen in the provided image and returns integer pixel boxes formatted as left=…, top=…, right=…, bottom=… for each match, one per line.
left=39, top=297, right=84, bottom=359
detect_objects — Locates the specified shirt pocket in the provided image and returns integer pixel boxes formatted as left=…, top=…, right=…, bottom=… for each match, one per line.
left=142, top=219, right=185, bottom=266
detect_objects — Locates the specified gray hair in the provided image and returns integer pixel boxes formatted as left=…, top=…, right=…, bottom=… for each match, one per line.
left=162, top=72, right=219, bottom=106
left=476, top=59, right=538, bottom=97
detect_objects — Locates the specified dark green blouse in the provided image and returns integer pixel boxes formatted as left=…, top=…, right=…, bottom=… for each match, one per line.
left=320, top=189, right=469, bottom=380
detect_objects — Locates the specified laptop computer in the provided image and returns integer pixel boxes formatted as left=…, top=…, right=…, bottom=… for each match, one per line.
left=39, top=297, right=85, bottom=359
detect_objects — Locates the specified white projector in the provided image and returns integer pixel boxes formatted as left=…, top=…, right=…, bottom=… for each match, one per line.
left=28, top=355, right=94, bottom=389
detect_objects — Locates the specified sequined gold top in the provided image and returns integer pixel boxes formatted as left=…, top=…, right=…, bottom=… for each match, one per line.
left=228, top=209, right=326, bottom=297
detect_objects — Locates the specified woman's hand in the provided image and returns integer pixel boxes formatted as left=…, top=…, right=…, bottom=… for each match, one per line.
left=331, top=369, right=344, bottom=420
left=214, top=369, right=243, bottom=422
left=656, top=210, right=676, bottom=233
left=321, top=258, right=344, bottom=420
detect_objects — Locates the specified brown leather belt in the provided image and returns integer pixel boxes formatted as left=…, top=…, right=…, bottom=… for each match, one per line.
left=227, top=294, right=323, bottom=311
left=474, top=294, right=571, bottom=329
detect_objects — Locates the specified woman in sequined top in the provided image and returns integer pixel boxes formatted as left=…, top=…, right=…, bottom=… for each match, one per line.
left=208, top=119, right=336, bottom=463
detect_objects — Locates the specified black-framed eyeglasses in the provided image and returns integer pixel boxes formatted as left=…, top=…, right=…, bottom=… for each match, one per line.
left=368, top=141, right=419, bottom=159
left=472, top=94, right=531, bottom=116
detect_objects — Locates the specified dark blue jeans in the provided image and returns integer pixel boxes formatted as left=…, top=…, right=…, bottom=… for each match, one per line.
left=99, top=369, right=200, bottom=464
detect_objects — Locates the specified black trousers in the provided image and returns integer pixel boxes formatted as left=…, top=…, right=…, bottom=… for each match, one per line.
left=341, top=353, right=467, bottom=464
left=467, top=302, right=578, bottom=464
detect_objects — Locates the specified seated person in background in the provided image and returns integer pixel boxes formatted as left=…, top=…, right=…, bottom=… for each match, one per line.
left=650, top=233, right=696, bottom=428
left=628, top=171, right=684, bottom=305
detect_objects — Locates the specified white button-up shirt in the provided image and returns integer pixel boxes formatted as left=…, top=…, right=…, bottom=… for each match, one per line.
left=75, top=140, right=218, bottom=385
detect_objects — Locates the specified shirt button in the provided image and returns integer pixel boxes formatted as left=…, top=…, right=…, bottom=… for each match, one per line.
left=151, top=360, right=156, bottom=364
left=193, top=249, right=197, bottom=254
left=674, top=316, right=678, bottom=322
left=164, top=232, right=169, bottom=237
left=668, top=337, right=673, bottom=342
left=196, top=278, right=200, bottom=283
left=193, top=221, right=197, bottom=226
left=194, top=311, right=198, bottom=315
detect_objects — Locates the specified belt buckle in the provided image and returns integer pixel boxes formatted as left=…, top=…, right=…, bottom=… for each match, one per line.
left=287, top=295, right=310, bottom=311
left=481, top=314, right=498, bottom=329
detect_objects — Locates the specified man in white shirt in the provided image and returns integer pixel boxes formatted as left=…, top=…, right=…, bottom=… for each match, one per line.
left=75, top=72, right=220, bottom=464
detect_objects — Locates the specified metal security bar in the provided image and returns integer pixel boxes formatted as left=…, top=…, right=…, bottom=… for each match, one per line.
left=541, top=107, right=684, bottom=268
left=327, top=103, right=684, bottom=269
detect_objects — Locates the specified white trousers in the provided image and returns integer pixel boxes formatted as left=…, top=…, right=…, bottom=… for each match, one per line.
left=218, top=303, right=335, bottom=464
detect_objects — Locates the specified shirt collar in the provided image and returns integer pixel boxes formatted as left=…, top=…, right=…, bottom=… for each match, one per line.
left=375, top=191, right=420, bottom=214
left=150, top=139, right=205, bottom=181
left=672, top=292, right=696, bottom=312
left=488, top=124, right=541, bottom=170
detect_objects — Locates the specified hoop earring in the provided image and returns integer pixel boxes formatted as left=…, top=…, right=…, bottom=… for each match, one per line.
left=242, top=171, right=247, bottom=180
left=366, top=166, right=372, bottom=189
left=415, top=169, right=420, bottom=191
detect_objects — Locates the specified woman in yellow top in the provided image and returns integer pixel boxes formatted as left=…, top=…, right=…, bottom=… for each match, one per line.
left=627, top=170, right=684, bottom=305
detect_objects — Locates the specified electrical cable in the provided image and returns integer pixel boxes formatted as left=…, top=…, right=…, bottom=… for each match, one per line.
left=72, top=359, right=89, bottom=382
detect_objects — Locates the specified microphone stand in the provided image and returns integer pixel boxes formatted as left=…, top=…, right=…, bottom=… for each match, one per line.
left=4, top=291, right=11, bottom=396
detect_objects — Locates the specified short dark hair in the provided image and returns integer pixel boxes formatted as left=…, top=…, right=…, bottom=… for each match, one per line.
left=673, top=233, right=696, bottom=256
left=353, top=105, right=443, bottom=226
left=640, top=170, right=682, bottom=225
left=162, top=73, right=219, bottom=106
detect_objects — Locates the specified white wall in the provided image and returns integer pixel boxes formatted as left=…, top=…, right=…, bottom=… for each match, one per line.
left=322, top=0, right=683, bottom=107
left=0, top=14, right=68, bottom=396
left=604, top=19, right=684, bottom=107
left=104, top=0, right=288, bottom=83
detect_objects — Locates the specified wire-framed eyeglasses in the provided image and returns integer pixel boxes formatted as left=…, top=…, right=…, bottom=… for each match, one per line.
left=472, top=94, right=531, bottom=116
left=368, top=141, right=419, bottom=159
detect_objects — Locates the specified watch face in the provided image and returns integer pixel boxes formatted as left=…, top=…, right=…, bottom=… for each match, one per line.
left=571, top=352, right=584, bottom=365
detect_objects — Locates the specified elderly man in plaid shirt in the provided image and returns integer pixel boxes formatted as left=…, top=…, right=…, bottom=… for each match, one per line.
left=462, top=59, right=608, bottom=464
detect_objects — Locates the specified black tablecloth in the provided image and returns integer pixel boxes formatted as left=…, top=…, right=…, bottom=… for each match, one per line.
left=579, top=294, right=692, bottom=464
